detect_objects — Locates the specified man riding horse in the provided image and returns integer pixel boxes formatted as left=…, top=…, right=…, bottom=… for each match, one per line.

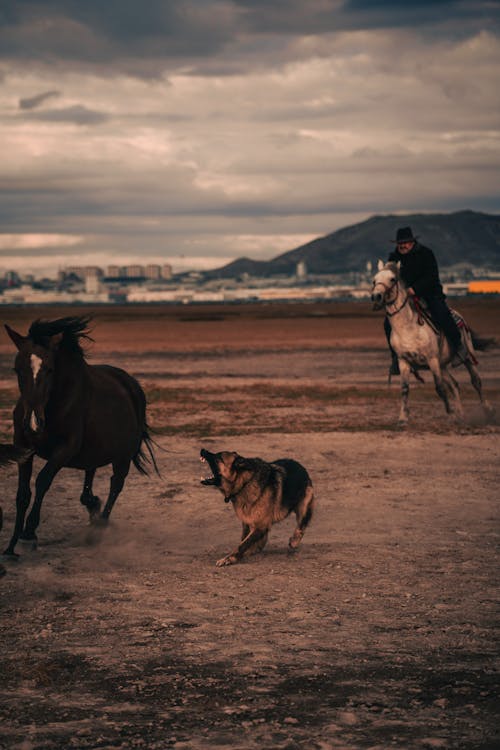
left=384, top=226, right=468, bottom=376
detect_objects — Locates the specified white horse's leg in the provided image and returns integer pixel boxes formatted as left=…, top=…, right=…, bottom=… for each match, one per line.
left=442, top=367, right=464, bottom=420
left=464, top=358, right=494, bottom=417
left=398, top=359, right=411, bottom=425
left=428, top=356, right=452, bottom=414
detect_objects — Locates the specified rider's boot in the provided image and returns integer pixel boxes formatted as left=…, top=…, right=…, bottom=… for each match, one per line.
left=388, top=353, right=400, bottom=379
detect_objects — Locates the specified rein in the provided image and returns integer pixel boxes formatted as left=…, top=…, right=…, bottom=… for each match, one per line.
left=411, top=296, right=439, bottom=331
left=376, top=279, right=410, bottom=318
left=385, top=288, right=410, bottom=318
left=384, top=283, right=442, bottom=340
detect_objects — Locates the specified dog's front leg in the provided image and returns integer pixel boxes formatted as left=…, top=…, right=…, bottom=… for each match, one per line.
left=216, top=527, right=267, bottom=567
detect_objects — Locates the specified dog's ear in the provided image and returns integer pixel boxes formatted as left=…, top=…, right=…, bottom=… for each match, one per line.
left=232, top=455, right=253, bottom=472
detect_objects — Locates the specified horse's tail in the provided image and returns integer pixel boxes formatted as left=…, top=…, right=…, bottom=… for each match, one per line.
left=470, top=330, right=497, bottom=352
left=133, top=424, right=161, bottom=477
left=0, top=443, right=31, bottom=467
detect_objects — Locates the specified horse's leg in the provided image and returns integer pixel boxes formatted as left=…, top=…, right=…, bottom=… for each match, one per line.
left=464, top=359, right=494, bottom=416
left=100, top=460, right=130, bottom=521
left=22, top=460, right=65, bottom=543
left=4, top=454, right=33, bottom=556
left=441, top=367, right=463, bottom=420
left=398, top=359, right=411, bottom=424
left=80, top=469, right=101, bottom=518
left=428, top=357, right=452, bottom=414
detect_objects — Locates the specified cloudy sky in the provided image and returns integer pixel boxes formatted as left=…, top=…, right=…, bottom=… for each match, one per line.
left=1, top=0, right=499, bottom=275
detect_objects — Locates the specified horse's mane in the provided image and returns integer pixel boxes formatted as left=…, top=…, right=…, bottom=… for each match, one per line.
left=385, top=260, right=400, bottom=276
left=384, top=260, right=407, bottom=287
left=28, top=316, right=93, bottom=357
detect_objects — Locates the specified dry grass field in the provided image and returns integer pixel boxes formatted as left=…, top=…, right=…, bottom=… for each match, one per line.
left=0, top=298, right=499, bottom=750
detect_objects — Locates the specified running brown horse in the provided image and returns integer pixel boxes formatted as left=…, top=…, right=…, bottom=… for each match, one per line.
left=3, top=316, right=158, bottom=557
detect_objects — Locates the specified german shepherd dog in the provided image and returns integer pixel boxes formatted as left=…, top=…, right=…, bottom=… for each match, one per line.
left=200, top=448, right=314, bottom=566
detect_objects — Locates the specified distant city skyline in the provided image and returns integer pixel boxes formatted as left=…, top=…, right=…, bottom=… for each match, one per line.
left=1, top=1, right=499, bottom=275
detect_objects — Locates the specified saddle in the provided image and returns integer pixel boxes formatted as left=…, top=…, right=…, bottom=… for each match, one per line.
left=411, top=296, right=467, bottom=334
left=411, top=297, right=477, bottom=365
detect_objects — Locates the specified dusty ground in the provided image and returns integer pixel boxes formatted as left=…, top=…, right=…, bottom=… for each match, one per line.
left=0, top=300, right=499, bottom=750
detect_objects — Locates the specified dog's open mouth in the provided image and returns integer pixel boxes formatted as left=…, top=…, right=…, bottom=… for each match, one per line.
left=200, top=449, right=221, bottom=486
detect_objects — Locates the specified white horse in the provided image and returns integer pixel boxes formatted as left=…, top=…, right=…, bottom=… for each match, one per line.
left=371, top=260, right=494, bottom=424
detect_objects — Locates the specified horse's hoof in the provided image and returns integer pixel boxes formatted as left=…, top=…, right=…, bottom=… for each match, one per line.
left=19, top=535, right=38, bottom=550
left=0, top=564, right=6, bottom=577
left=2, top=549, right=19, bottom=560
left=86, top=496, right=102, bottom=517
left=90, top=514, right=109, bottom=528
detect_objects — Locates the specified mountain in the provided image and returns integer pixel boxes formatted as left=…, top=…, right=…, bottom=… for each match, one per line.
left=203, top=210, right=500, bottom=279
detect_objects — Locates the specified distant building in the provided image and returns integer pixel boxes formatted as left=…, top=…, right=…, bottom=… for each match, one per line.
left=86, top=275, right=101, bottom=294
left=296, top=261, right=307, bottom=279
left=5, top=270, right=21, bottom=287
left=145, top=264, right=162, bottom=280
left=0, top=284, right=109, bottom=304
left=161, top=264, right=173, bottom=280
left=66, top=266, right=103, bottom=280
left=107, top=265, right=124, bottom=278
left=125, top=264, right=145, bottom=278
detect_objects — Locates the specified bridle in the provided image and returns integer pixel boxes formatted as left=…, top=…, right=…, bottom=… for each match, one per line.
left=372, top=275, right=410, bottom=317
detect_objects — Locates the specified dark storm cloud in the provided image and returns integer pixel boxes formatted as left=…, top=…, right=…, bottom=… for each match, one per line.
left=1, top=0, right=498, bottom=273
left=1, top=0, right=498, bottom=77
left=19, top=89, right=60, bottom=109
left=23, top=105, right=109, bottom=125
left=0, top=0, right=238, bottom=74
left=339, top=0, right=500, bottom=34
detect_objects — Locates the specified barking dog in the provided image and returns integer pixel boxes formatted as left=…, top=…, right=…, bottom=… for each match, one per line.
left=200, top=448, right=314, bottom=566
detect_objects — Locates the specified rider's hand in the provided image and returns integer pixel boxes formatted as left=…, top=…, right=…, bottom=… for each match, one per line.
left=408, top=287, right=415, bottom=295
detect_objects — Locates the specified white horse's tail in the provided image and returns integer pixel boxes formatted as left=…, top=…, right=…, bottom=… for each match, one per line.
left=470, top=331, right=496, bottom=352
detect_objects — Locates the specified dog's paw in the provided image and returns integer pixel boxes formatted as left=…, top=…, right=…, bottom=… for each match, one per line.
left=288, top=531, right=304, bottom=551
left=216, top=554, right=237, bottom=567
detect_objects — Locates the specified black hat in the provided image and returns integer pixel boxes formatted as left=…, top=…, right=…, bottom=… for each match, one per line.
left=393, top=226, right=418, bottom=243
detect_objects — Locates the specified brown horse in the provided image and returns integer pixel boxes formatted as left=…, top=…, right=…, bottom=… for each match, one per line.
left=3, top=316, right=158, bottom=557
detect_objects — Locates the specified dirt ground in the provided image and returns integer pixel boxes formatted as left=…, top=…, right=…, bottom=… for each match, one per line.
left=0, top=300, right=499, bottom=750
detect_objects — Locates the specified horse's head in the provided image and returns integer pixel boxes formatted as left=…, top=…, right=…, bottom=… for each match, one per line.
left=5, top=324, right=63, bottom=435
left=371, top=260, right=401, bottom=310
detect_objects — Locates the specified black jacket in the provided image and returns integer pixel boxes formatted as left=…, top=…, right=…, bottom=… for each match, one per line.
left=388, top=242, right=444, bottom=300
